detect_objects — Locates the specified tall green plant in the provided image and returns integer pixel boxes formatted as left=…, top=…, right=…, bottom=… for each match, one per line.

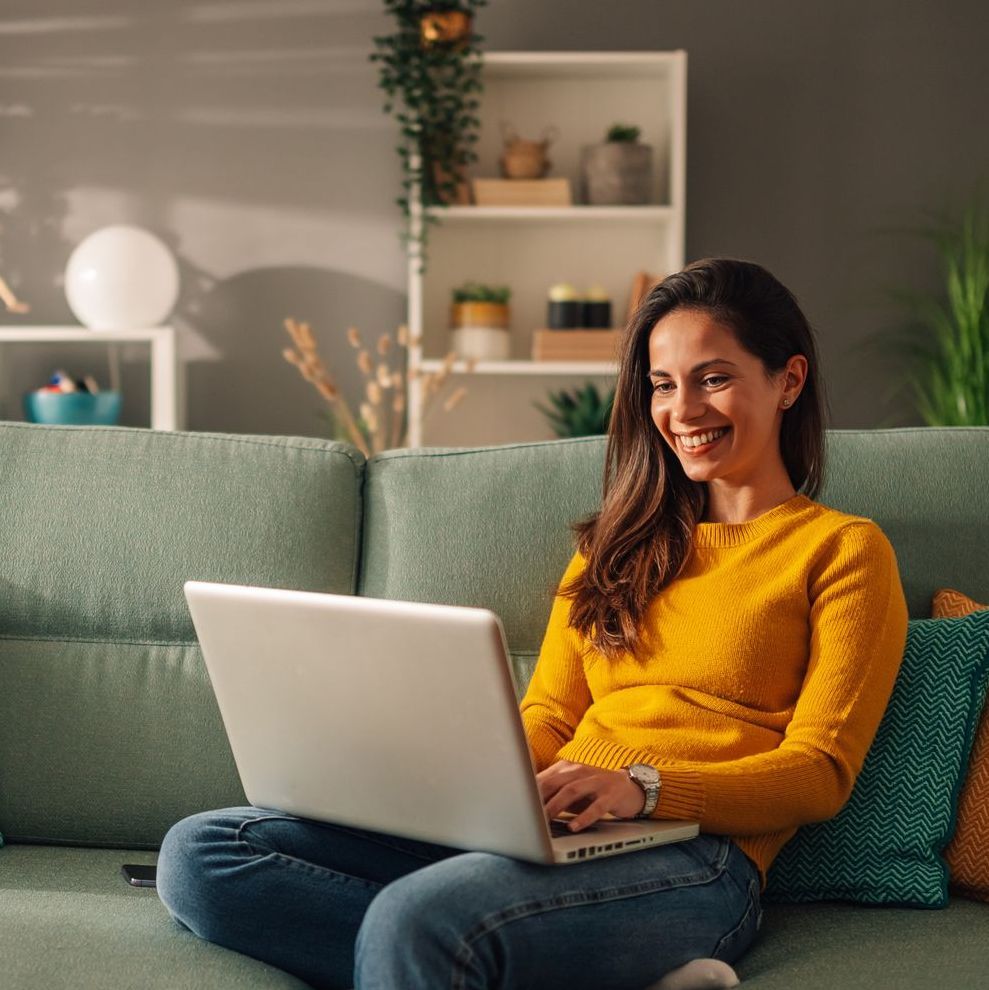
left=370, top=2, right=487, bottom=271
left=891, top=198, right=989, bottom=425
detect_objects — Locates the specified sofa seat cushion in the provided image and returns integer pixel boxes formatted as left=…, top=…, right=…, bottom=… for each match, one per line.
left=0, top=845, right=308, bottom=990
left=1, top=845, right=986, bottom=989
left=741, top=898, right=989, bottom=988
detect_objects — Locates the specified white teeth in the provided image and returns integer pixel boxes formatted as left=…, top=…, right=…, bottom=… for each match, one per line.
left=679, top=427, right=728, bottom=449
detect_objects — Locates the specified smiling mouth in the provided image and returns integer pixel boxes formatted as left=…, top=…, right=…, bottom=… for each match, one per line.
left=677, top=427, right=730, bottom=453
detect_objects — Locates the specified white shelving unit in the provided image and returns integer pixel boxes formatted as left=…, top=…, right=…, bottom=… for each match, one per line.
left=0, top=326, right=181, bottom=431
left=406, top=50, right=687, bottom=447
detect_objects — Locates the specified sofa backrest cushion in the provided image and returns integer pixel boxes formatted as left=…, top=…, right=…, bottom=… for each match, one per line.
left=815, top=428, right=989, bottom=617
left=360, top=436, right=607, bottom=692
left=360, top=428, right=989, bottom=693
left=0, top=424, right=364, bottom=846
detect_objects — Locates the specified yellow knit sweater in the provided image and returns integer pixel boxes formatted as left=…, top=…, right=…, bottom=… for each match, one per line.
left=520, top=494, right=909, bottom=888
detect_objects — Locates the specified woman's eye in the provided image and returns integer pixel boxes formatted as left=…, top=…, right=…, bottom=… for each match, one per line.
left=652, top=377, right=726, bottom=394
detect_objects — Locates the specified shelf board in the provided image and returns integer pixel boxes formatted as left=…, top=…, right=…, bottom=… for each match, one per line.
left=0, top=326, right=173, bottom=343
left=425, top=205, right=674, bottom=222
left=418, top=358, right=618, bottom=375
left=478, top=51, right=683, bottom=78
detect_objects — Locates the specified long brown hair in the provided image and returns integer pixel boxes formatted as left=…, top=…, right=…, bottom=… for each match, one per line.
left=562, top=257, right=829, bottom=662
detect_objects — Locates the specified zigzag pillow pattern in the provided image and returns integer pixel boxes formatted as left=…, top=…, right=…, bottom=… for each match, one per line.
left=932, top=588, right=989, bottom=902
left=764, top=610, right=989, bottom=907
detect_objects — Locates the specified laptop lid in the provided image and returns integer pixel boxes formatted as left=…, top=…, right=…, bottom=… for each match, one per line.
left=183, top=581, right=698, bottom=864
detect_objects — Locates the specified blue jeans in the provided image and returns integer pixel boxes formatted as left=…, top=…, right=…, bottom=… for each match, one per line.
left=156, top=806, right=762, bottom=990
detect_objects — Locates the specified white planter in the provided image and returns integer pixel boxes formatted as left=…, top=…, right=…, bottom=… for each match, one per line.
left=451, top=326, right=511, bottom=360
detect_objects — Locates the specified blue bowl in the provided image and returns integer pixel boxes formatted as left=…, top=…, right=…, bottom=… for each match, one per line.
left=23, top=390, right=123, bottom=426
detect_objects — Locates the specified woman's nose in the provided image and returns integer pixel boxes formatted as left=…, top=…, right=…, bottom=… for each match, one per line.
left=673, top=384, right=704, bottom=420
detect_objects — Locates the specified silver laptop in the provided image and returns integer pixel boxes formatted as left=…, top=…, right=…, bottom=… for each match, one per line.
left=183, top=581, right=699, bottom=865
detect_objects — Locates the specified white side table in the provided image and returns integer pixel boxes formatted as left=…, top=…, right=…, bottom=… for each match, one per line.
left=0, top=326, right=181, bottom=431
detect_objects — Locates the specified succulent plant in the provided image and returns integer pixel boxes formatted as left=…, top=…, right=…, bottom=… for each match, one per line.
left=451, top=281, right=511, bottom=304
left=533, top=381, right=615, bottom=438
left=606, top=123, right=642, bottom=143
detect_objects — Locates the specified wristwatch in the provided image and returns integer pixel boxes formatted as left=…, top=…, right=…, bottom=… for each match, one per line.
left=625, top=763, right=661, bottom=817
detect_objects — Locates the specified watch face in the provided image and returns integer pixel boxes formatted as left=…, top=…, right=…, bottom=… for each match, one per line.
left=629, top=763, right=660, bottom=785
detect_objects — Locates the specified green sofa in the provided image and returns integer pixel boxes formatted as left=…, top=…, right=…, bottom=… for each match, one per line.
left=1, top=421, right=987, bottom=989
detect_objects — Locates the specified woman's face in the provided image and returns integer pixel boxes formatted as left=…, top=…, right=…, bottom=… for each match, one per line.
left=647, top=307, right=798, bottom=488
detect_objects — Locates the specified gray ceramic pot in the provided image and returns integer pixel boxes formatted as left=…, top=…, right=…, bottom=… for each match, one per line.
left=580, top=142, right=653, bottom=205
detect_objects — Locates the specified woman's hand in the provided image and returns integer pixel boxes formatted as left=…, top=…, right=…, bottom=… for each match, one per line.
left=537, top=759, right=646, bottom=832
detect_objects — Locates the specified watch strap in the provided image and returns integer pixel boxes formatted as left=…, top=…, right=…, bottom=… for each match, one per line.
left=625, top=763, right=660, bottom=817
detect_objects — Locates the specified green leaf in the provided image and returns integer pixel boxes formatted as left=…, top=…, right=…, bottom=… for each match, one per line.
left=872, top=191, right=989, bottom=426
left=533, top=382, right=615, bottom=436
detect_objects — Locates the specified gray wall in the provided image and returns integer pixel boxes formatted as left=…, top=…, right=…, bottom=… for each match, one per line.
left=0, top=0, right=985, bottom=439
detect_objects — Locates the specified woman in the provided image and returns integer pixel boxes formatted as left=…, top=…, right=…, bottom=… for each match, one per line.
left=156, top=258, right=908, bottom=990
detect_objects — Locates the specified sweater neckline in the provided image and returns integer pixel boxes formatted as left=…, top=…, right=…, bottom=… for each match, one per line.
left=692, top=493, right=813, bottom=547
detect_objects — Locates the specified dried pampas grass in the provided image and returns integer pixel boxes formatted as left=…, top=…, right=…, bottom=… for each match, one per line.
left=283, top=317, right=476, bottom=456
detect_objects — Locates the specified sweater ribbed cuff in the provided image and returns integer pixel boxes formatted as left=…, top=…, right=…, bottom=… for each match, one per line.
left=555, top=736, right=706, bottom=821
left=521, top=715, right=568, bottom=773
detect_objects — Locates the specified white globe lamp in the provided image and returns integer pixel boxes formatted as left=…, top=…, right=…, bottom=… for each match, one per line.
left=65, top=225, right=180, bottom=330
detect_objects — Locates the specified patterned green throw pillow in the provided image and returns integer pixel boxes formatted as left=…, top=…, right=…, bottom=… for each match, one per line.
left=765, top=610, right=989, bottom=907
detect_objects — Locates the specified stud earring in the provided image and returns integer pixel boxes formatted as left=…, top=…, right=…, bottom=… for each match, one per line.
left=782, top=399, right=791, bottom=407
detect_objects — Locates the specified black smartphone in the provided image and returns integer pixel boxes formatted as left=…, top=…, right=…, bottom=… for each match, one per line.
left=121, top=863, right=157, bottom=888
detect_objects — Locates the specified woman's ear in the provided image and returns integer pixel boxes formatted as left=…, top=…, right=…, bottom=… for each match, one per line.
left=784, top=354, right=808, bottom=393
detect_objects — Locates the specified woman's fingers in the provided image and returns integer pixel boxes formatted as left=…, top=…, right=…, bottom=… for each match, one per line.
left=567, top=796, right=612, bottom=832
left=535, top=759, right=582, bottom=801
left=538, top=760, right=644, bottom=830
left=543, top=778, right=595, bottom=821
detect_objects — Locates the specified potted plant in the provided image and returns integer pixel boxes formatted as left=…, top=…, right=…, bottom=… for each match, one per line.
left=580, top=123, right=654, bottom=205
left=855, top=193, right=989, bottom=426
left=532, top=381, right=616, bottom=438
left=451, top=281, right=510, bottom=327
left=370, top=1, right=487, bottom=270
left=450, top=281, right=511, bottom=360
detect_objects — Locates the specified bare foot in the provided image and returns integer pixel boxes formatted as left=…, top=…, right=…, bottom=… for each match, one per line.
left=648, top=958, right=740, bottom=990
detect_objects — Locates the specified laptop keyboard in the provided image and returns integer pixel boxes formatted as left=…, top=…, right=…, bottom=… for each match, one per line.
left=549, top=818, right=600, bottom=837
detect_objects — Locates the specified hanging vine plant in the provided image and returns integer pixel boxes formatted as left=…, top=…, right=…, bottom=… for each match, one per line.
left=370, top=1, right=487, bottom=272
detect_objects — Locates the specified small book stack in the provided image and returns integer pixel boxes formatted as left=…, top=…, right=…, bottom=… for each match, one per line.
left=531, top=329, right=622, bottom=362
left=472, top=179, right=572, bottom=207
